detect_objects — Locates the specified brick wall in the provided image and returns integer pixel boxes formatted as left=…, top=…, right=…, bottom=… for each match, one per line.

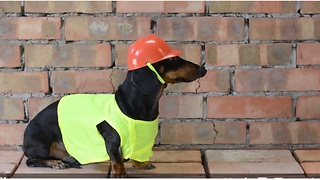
left=0, top=1, right=320, bottom=150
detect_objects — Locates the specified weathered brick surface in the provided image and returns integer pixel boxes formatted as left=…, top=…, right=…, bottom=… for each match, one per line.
left=297, top=43, right=320, bottom=65
left=160, top=122, right=216, bottom=144
left=206, top=150, right=304, bottom=178
left=25, top=44, right=111, bottom=68
left=27, top=97, right=60, bottom=120
left=296, top=96, right=320, bottom=119
left=209, top=1, right=296, bottom=13
left=0, top=45, right=21, bottom=67
left=159, top=95, right=203, bottom=118
left=213, top=121, right=246, bottom=144
left=300, top=162, right=320, bottom=178
left=206, top=43, right=292, bottom=66
left=235, top=68, right=320, bottom=92
left=294, top=150, right=320, bottom=163
left=52, top=70, right=114, bottom=94
left=117, top=1, right=205, bottom=13
left=0, top=72, right=49, bottom=93
left=207, top=96, right=292, bottom=119
left=65, top=16, right=151, bottom=41
left=25, top=1, right=112, bottom=13
left=0, top=124, right=26, bottom=146
left=150, top=150, right=202, bottom=163
left=206, top=150, right=296, bottom=162
left=157, top=17, right=244, bottom=41
left=0, top=1, right=21, bottom=12
left=250, top=122, right=320, bottom=144
left=0, top=17, right=61, bottom=40
left=0, top=98, right=24, bottom=121
left=301, top=1, right=320, bottom=14
left=250, top=17, right=320, bottom=40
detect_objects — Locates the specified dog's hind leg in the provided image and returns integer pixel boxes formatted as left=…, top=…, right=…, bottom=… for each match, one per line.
left=25, top=142, right=81, bottom=169
left=49, top=141, right=81, bottom=168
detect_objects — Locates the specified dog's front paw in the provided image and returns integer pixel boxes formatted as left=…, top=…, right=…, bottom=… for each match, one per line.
left=131, top=160, right=155, bottom=170
left=111, top=161, right=128, bottom=178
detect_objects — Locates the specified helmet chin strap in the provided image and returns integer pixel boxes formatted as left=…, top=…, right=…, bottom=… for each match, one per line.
left=146, top=62, right=166, bottom=84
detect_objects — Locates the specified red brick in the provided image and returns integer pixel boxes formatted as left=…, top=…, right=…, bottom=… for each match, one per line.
left=0, top=163, right=17, bottom=178
left=0, top=45, right=21, bottom=67
left=301, top=2, right=320, bottom=13
left=124, top=162, right=205, bottom=178
left=25, top=44, right=111, bottom=68
left=0, top=1, right=21, bottom=12
left=28, top=97, right=60, bottom=120
left=297, top=43, right=320, bottom=65
left=296, top=96, right=320, bottom=119
left=250, top=17, right=320, bottom=41
left=159, top=95, right=203, bottom=118
left=209, top=162, right=304, bottom=178
left=294, top=150, right=320, bottom=163
left=25, top=1, right=112, bottom=13
left=115, top=43, right=130, bottom=67
left=0, top=124, right=26, bottom=145
left=206, top=150, right=296, bottom=163
left=157, top=17, right=244, bottom=41
left=207, top=96, right=292, bottom=119
left=110, top=69, right=126, bottom=91
left=151, top=150, right=201, bottom=163
left=206, top=43, right=292, bottom=66
left=0, top=72, right=49, bottom=93
left=169, top=44, right=202, bottom=64
left=0, top=151, right=24, bottom=164
left=52, top=70, right=114, bottom=94
left=198, top=70, right=230, bottom=92
left=300, top=162, right=320, bottom=178
left=0, top=17, right=61, bottom=40
left=65, top=16, right=151, bottom=41
left=250, top=122, right=320, bottom=144
left=235, top=68, right=320, bottom=92
left=210, top=1, right=296, bottom=13
left=0, top=98, right=24, bottom=121
left=164, top=81, right=201, bottom=93
left=213, top=121, right=246, bottom=144
left=165, top=69, right=229, bottom=93
left=160, top=122, right=217, bottom=144
left=117, top=1, right=204, bottom=13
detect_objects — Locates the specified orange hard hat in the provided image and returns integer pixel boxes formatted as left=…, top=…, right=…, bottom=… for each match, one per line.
left=127, top=34, right=181, bottom=70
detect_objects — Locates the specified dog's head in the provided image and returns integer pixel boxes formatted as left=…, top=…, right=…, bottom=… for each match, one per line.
left=127, top=34, right=207, bottom=85
left=153, top=56, right=207, bottom=84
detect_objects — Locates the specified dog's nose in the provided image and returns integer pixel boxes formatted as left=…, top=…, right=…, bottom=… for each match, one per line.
left=199, top=65, right=207, bottom=77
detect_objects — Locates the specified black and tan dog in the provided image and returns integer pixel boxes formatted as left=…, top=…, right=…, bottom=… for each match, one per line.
left=23, top=34, right=207, bottom=177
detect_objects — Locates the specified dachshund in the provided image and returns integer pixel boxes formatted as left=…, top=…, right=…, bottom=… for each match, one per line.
left=23, top=35, right=207, bottom=177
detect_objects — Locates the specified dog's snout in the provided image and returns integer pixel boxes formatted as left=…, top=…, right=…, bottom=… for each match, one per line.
left=199, top=65, right=207, bottom=77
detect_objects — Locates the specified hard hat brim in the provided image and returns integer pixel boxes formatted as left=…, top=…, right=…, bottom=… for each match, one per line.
left=160, top=49, right=182, bottom=61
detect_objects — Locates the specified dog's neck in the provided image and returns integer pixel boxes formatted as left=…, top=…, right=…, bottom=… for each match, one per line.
left=115, top=67, right=166, bottom=121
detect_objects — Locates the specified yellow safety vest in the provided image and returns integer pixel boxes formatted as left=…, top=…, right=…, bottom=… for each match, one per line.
left=57, top=94, right=158, bottom=165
